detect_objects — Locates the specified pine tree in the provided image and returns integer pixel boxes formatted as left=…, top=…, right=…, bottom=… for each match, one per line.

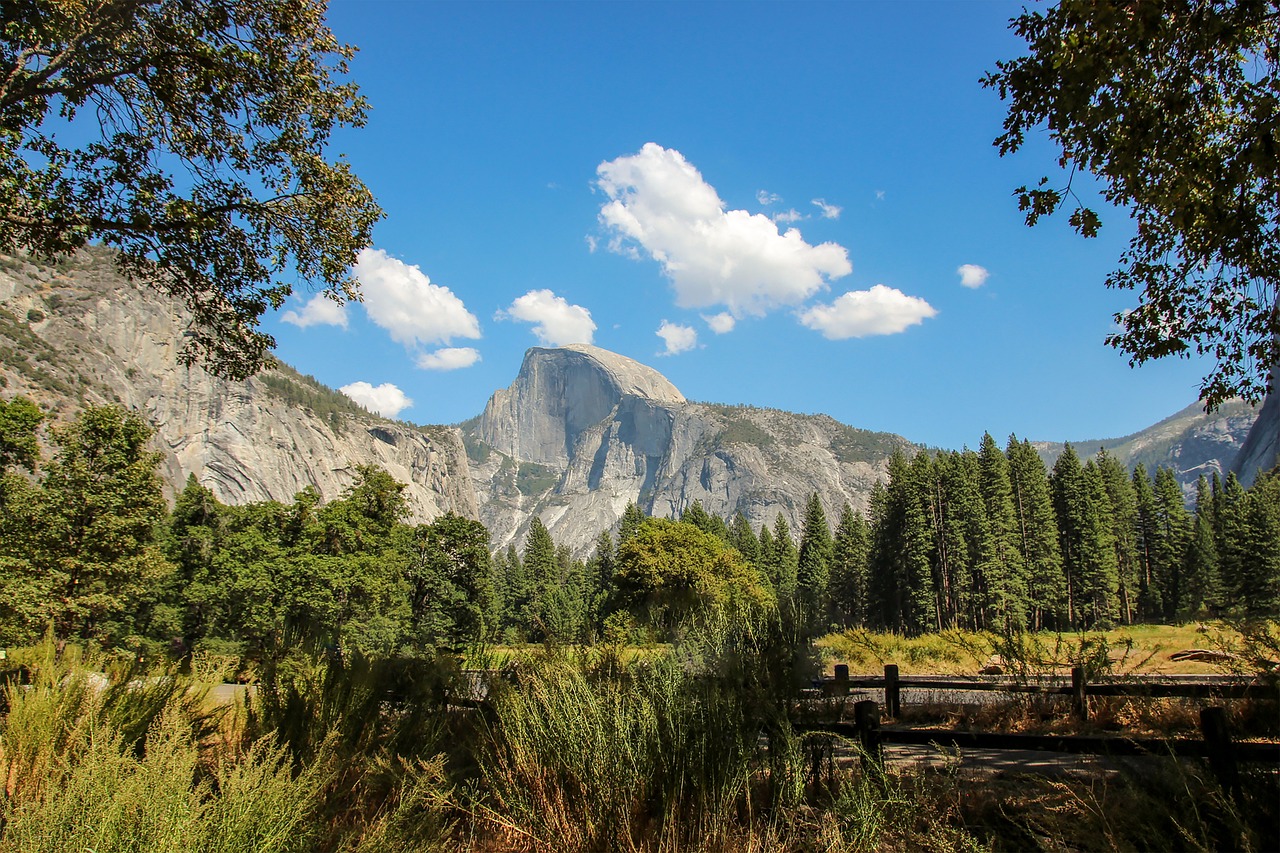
left=1182, top=475, right=1222, bottom=617
left=1132, top=464, right=1162, bottom=621
left=681, top=501, right=720, bottom=538
left=869, top=450, right=935, bottom=634
left=865, top=479, right=891, bottom=628
left=829, top=504, right=870, bottom=628
left=1051, top=445, right=1118, bottom=628
left=757, top=523, right=778, bottom=595
left=976, top=433, right=1029, bottom=631
left=521, top=518, right=559, bottom=639
left=728, top=513, right=761, bottom=569
left=1237, top=471, right=1280, bottom=616
left=1079, top=461, right=1121, bottom=627
left=1007, top=437, right=1066, bottom=630
left=771, top=514, right=799, bottom=603
left=1094, top=449, right=1140, bottom=624
left=619, top=502, right=645, bottom=543
left=502, top=544, right=530, bottom=637
left=1152, top=466, right=1192, bottom=620
left=926, top=452, right=974, bottom=630
left=1214, top=472, right=1248, bottom=610
left=585, top=529, right=616, bottom=640
left=796, top=493, right=834, bottom=630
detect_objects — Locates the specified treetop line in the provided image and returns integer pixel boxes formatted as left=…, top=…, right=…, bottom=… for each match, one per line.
left=1, top=397, right=1276, bottom=660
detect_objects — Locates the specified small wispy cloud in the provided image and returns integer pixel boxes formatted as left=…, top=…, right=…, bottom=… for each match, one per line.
left=703, top=312, right=736, bottom=334
left=771, top=208, right=804, bottom=224
left=797, top=285, right=937, bottom=339
left=756, top=190, right=782, bottom=206
left=497, top=289, right=597, bottom=346
left=281, top=293, right=348, bottom=329
left=416, top=347, right=481, bottom=371
left=957, top=264, right=990, bottom=289
left=656, top=320, right=698, bottom=355
left=812, top=198, right=842, bottom=219
left=339, top=381, right=413, bottom=418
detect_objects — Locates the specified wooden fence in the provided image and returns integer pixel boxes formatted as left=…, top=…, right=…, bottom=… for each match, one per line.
left=799, top=665, right=1280, bottom=794
left=813, top=664, right=1276, bottom=719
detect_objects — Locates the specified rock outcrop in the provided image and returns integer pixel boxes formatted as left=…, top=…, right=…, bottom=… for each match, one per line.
left=1232, top=359, right=1280, bottom=486
left=0, top=249, right=475, bottom=522
left=465, top=345, right=915, bottom=556
left=1032, top=398, right=1259, bottom=498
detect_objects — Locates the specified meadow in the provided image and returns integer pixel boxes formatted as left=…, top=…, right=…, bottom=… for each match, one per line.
left=2, top=622, right=1276, bottom=853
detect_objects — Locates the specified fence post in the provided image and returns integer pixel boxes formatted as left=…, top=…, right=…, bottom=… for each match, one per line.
left=834, top=663, right=850, bottom=694
left=1200, top=706, right=1241, bottom=799
left=1071, top=666, right=1088, bottom=720
left=853, top=699, right=883, bottom=769
left=884, top=664, right=901, bottom=718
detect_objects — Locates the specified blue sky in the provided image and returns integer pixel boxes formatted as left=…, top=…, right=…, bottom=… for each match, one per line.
left=265, top=0, right=1218, bottom=450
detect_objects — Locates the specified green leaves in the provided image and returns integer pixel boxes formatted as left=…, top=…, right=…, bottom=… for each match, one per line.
left=0, top=0, right=383, bottom=378
left=988, top=0, right=1280, bottom=406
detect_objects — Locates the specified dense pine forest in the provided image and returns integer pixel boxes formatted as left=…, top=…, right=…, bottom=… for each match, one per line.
left=2, top=397, right=1277, bottom=660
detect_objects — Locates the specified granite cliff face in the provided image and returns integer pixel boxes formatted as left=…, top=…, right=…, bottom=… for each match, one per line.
left=0, top=249, right=475, bottom=522
left=1232, top=359, right=1280, bottom=486
left=464, top=345, right=915, bottom=556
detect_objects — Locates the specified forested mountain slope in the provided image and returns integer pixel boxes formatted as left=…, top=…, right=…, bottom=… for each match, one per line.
left=0, top=249, right=475, bottom=522
left=1031, top=400, right=1259, bottom=498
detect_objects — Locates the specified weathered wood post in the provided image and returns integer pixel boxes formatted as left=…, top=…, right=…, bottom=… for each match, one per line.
left=834, top=663, right=850, bottom=696
left=884, top=664, right=901, bottom=718
left=1071, top=666, right=1088, bottom=720
left=853, top=699, right=883, bottom=769
left=1200, top=706, right=1241, bottom=799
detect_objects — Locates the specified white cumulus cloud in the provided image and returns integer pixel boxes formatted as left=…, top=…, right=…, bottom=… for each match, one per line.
left=416, top=347, right=481, bottom=371
left=812, top=198, right=842, bottom=219
left=596, top=143, right=852, bottom=318
left=353, top=248, right=481, bottom=348
left=338, top=381, right=413, bottom=418
left=280, top=293, right=348, bottom=329
left=497, top=289, right=596, bottom=346
left=656, top=320, right=698, bottom=355
left=957, top=264, right=990, bottom=289
left=703, top=312, right=736, bottom=334
left=797, top=285, right=937, bottom=339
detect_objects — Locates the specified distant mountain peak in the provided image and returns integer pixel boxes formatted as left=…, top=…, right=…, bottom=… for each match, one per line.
left=532, top=344, right=686, bottom=404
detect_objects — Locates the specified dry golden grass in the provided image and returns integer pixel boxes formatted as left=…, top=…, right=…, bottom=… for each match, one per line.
left=816, top=622, right=1255, bottom=677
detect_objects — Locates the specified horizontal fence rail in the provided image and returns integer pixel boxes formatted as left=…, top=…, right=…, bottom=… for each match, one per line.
left=812, top=664, right=1278, bottom=719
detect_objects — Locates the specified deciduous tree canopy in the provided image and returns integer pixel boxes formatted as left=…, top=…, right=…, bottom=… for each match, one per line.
left=985, top=0, right=1280, bottom=406
left=0, top=0, right=381, bottom=377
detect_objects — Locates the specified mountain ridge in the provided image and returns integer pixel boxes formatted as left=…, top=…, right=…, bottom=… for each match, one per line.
left=0, top=247, right=1267, bottom=555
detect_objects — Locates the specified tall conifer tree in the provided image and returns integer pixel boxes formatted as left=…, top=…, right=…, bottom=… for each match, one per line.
left=1094, top=449, right=1140, bottom=624
left=797, top=493, right=834, bottom=629
left=1183, top=475, right=1222, bottom=617
left=976, top=433, right=1028, bottom=631
left=1007, top=437, right=1066, bottom=630
left=830, top=504, right=870, bottom=628
left=772, top=514, right=800, bottom=603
